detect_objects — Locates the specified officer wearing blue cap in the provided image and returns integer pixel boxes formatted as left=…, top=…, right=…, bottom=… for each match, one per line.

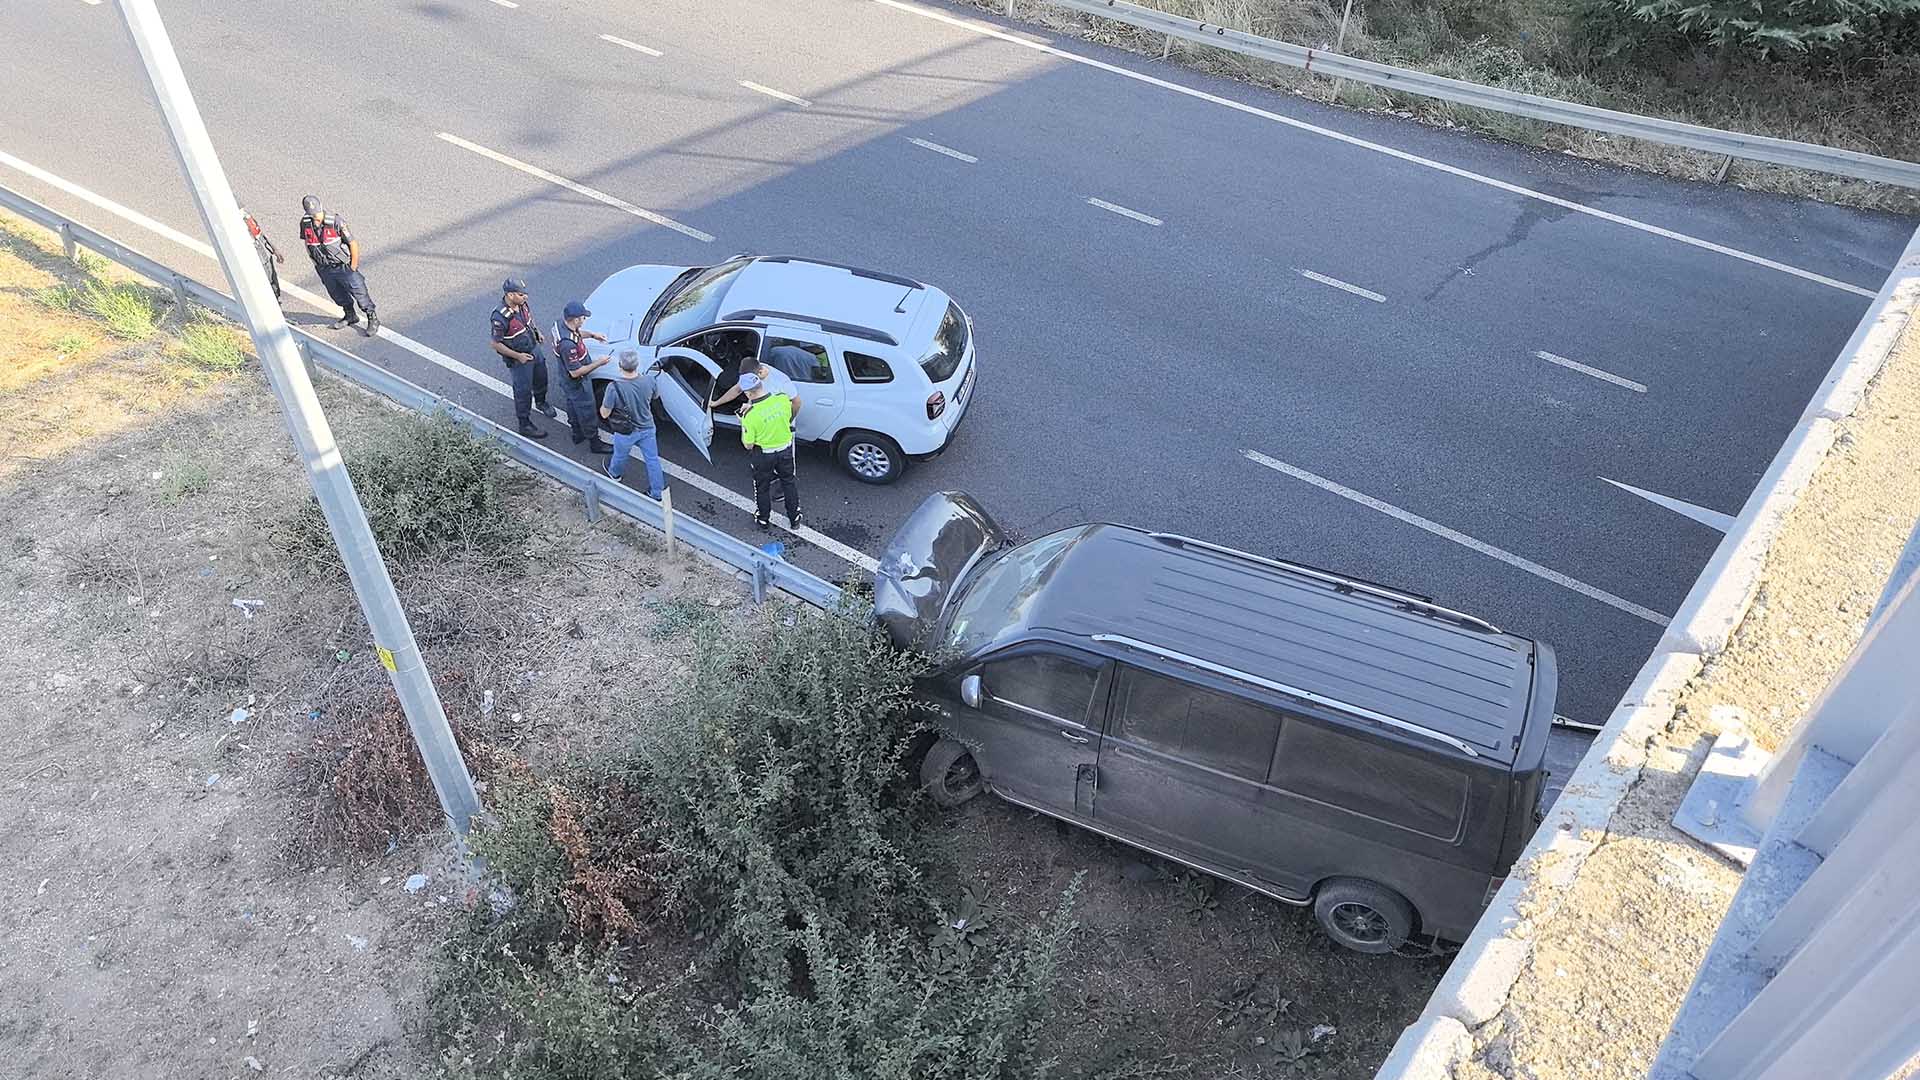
left=490, top=278, right=557, bottom=438
left=553, top=300, right=613, bottom=453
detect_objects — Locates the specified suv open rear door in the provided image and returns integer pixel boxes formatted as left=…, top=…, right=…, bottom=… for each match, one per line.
left=653, top=347, right=719, bottom=461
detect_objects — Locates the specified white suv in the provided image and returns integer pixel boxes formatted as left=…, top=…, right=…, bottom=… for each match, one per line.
left=580, top=255, right=977, bottom=483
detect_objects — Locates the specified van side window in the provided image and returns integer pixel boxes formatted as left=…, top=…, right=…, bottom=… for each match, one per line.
left=845, top=351, right=894, bottom=384
left=1111, top=668, right=1281, bottom=782
left=1270, top=723, right=1469, bottom=840
left=983, top=654, right=1099, bottom=726
left=766, top=339, right=834, bottom=384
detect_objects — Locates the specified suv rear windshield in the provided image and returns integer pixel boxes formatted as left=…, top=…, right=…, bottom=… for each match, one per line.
left=943, top=526, right=1089, bottom=657
left=920, top=302, right=968, bottom=383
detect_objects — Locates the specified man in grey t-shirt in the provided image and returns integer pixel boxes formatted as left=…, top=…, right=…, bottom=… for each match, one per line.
left=599, top=350, right=665, bottom=498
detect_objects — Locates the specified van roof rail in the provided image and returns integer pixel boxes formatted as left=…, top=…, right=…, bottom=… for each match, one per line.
left=721, top=308, right=899, bottom=347
left=1091, top=633, right=1481, bottom=758
left=1146, top=532, right=1502, bottom=635
left=754, top=255, right=923, bottom=290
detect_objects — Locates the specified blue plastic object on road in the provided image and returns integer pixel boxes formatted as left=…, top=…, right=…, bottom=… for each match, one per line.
left=759, top=541, right=786, bottom=560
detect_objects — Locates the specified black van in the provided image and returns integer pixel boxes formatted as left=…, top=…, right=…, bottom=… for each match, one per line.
left=874, top=493, right=1558, bottom=954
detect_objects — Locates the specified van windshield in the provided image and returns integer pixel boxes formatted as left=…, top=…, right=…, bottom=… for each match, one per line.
left=943, top=526, right=1089, bottom=657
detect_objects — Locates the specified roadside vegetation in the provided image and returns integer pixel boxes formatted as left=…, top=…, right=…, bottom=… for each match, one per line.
left=984, top=0, right=1920, bottom=210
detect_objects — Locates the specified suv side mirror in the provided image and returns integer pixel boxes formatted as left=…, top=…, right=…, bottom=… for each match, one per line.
left=960, top=673, right=982, bottom=709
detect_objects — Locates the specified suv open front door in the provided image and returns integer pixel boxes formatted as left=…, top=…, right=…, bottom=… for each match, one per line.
left=653, top=347, right=720, bottom=461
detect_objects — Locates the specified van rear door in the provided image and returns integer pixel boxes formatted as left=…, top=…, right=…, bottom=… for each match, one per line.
left=652, top=347, right=719, bottom=461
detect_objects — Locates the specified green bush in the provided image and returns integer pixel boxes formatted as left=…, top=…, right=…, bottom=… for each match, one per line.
left=173, top=317, right=250, bottom=372
left=82, top=279, right=166, bottom=340
left=283, top=413, right=531, bottom=568
left=625, top=607, right=936, bottom=987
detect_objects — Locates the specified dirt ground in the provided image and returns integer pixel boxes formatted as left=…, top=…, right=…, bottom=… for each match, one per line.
left=0, top=214, right=750, bottom=1080
left=1453, top=301, right=1920, bottom=1077
left=1, top=210, right=1435, bottom=1079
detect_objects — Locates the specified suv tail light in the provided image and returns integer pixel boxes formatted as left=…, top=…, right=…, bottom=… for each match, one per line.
left=926, top=391, right=946, bottom=420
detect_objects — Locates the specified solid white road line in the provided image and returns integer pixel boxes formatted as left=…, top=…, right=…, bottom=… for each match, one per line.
left=1601, top=477, right=1735, bottom=533
left=1086, top=197, right=1163, bottom=227
left=869, top=0, right=1876, bottom=300
left=0, top=151, right=872, bottom=572
left=434, top=133, right=714, bottom=243
left=1241, top=449, right=1670, bottom=626
left=599, top=34, right=663, bottom=57
left=1296, top=268, right=1386, bottom=303
left=1534, top=350, right=1647, bottom=393
left=739, top=81, right=812, bottom=107
left=907, top=137, right=978, bottom=164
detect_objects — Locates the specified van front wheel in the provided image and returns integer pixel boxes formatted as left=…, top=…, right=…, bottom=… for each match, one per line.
left=1312, top=878, right=1415, bottom=955
left=921, top=738, right=984, bottom=808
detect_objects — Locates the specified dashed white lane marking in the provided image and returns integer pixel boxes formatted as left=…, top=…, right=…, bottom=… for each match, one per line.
left=1296, top=268, right=1386, bottom=303
left=1535, top=350, right=1647, bottom=393
left=1242, top=449, right=1670, bottom=626
left=599, top=33, right=663, bottom=57
left=0, top=151, right=872, bottom=572
left=1601, top=477, right=1735, bottom=533
left=907, top=137, right=979, bottom=164
left=488, top=0, right=518, bottom=8
left=869, top=0, right=1877, bottom=300
left=80, top=0, right=103, bottom=6
left=739, top=81, right=811, bottom=107
left=1086, top=197, right=1162, bottom=227
left=434, top=132, right=714, bottom=243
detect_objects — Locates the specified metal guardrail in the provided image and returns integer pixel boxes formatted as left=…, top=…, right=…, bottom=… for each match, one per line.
left=0, top=181, right=848, bottom=611
left=1040, top=0, right=1920, bottom=189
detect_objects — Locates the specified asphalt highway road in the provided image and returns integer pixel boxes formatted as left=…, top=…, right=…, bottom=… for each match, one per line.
left=4, top=0, right=1914, bottom=755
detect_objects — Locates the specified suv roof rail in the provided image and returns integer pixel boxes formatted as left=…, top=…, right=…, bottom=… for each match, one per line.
left=1091, top=633, right=1482, bottom=758
left=754, top=255, right=923, bottom=290
left=721, top=308, right=899, bottom=347
left=1146, top=532, right=1502, bottom=635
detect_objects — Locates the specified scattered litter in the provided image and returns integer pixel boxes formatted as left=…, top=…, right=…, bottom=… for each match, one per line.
left=345, top=934, right=368, bottom=951
left=1309, top=1024, right=1337, bottom=1043
left=334, top=649, right=351, bottom=663
left=204, top=773, right=221, bottom=788
left=705, top=595, right=726, bottom=607
left=480, top=689, right=494, bottom=715
left=758, top=541, right=786, bottom=559
left=403, top=874, right=429, bottom=894
left=245, top=1019, right=259, bottom=1039
left=36, top=878, right=49, bottom=896
left=243, top=1056, right=263, bottom=1072
left=379, top=877, right=391, bottom=886
left=228, top=707, right=250, bottom=726
left=509, top=711, right=522, bottom=724
left=230, top=598, right=265, bottom=618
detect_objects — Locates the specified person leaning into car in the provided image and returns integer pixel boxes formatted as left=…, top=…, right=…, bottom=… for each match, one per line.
left=738, top=372, right=802, bottom=531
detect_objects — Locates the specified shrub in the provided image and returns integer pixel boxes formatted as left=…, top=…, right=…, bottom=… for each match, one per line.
left=624, top=606, right=935, bottom=987
left=287, top=697, right=486, bottom=859
left=81, top=279, right=166, bottom=340
left=283, top=413, right=531, bottom=568
left=173, top=317, right=250, bottom=372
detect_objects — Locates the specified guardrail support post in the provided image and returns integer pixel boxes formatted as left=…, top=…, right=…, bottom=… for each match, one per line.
left=1715, top=154, right=1735, bottom=184
left=1161, top=34, right=1173, bottom=60
left=1004, top=0, right=1014, bottom=15
left=59, top=223, right=79, bottom=264
left=1331, top=0, right=1355, bottom=99
left=169, top=273, right=192, bottom=319
left=583, top=479, right=602, bottom=523
left=751, top=556, right=769, bottom=603
left=662, top=487, right=676, bottom=556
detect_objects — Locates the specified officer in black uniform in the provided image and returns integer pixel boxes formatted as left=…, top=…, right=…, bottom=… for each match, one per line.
left=490, top=278, right=558, bottom=438
left=553, top=300, right=613, bottom=452
left=297, top=195, right=378, bottom=336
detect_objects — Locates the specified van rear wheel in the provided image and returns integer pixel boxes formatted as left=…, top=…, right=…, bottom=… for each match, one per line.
left=1312, top=878, right=1415, bottom=955
left=921, top=738, right=984, bottom=808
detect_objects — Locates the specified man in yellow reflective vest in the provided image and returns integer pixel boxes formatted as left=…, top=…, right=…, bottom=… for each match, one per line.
left=738, top=372, right=802, bottom=531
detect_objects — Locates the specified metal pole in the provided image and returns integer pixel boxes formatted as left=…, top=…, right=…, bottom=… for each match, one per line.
left=662, top=486, right=676, bottom=556
left=112, top=0, right=481, bottom=842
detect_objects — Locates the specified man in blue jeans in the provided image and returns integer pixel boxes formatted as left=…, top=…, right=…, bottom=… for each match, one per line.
left=599, top=350, right=666, bottom=498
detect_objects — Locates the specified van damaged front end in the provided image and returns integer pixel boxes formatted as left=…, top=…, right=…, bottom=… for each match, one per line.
left=873, top=492, right=1009, bottom=650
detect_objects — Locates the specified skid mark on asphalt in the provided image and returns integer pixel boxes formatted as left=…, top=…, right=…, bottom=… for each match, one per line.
left=434, top=132, right=715, bottom=242
left=870, top=0, right=1877, bottom=299
left=1534, top=350, right=1647, bottom=393
left=1296, top=268, right=1386, bottom=303
left=1241, top=449, right=1671, bottom=625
